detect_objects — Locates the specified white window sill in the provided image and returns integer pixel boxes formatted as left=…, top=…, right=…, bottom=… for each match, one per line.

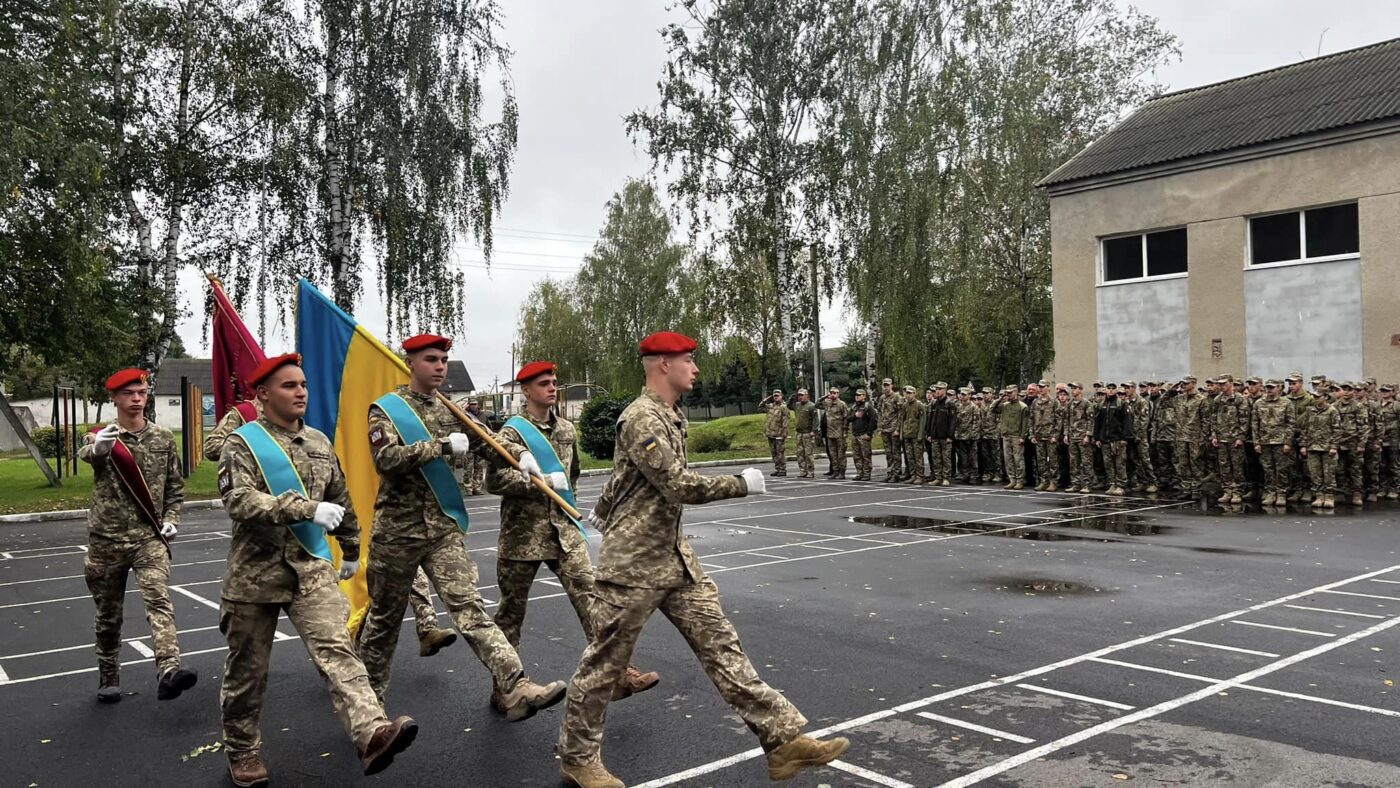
left=1246, top=253, right=1359, bottom=271
left=1096, top=272, right=1189, bottom=288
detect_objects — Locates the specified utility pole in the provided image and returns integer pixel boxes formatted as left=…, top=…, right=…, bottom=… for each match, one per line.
left=810, top=244, right=822, bottom=396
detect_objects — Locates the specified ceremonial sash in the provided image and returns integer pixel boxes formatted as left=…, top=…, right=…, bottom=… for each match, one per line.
left=233, top=422, right=333, bottom=562
left=504, top=415, right=587, bottom=537
left=373, top=393, right=470, bottom=533
left=94, top=426, right=170, bottom=551
left=233, top=401, right=258, bottom=424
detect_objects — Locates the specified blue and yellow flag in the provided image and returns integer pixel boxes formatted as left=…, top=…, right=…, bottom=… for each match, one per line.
left=296, top=279, right=410, bottom=630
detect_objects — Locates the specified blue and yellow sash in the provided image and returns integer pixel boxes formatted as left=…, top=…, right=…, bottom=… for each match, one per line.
left=233, top=422, right=333, bottom=562
left=373, top=393, right=470, bottom=533
left=505, top=415, right=587, bottom=537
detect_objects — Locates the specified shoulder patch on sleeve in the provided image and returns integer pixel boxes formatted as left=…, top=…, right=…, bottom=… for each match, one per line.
left=641, top=436, right=658, bottom=452
left=370, top=426, right=388, bottom=447
left=218, top=467, right=233, bottom=495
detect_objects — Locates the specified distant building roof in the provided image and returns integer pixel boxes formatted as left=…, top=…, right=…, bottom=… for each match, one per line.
left=1040, top=37, right=1400, bottom=193
left=155, top=358, right=475, bottom=396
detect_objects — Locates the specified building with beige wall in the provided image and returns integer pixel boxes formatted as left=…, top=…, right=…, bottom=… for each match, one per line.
left=1040, top=38, right=1400, bottom=385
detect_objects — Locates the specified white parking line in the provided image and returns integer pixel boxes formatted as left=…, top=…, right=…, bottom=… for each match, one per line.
left=1369, top=579, right=1400, bottom=585
left=127, top=640, right=154, bottom=658
left=1321, top=589, right=1400, bottom=602
left=828, top=760, right=915, bottom=788
left=0, top=558, right=228, bottom=588
left=171, top=585, right=222, bottom=610
left=0, top=663, right=8, bottom=682
left=0, top=577, right=223, bottom=610
left=1168, top=638, right=1280, bottom=658
left=915, top=711, right=1035, bottom=744
left=1230, top=620, right=1336, bottom=638
left=1013, top=683, right=1134, bottom=710
left=1283, top=604, right=1387, bottom=619
left=1089, top=657, right=1216, bottom=682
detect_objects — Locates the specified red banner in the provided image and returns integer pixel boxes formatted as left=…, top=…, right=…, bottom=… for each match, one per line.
left=92, top=426, right=170, bottom=551
left=209, top=274, right=267, bottom=420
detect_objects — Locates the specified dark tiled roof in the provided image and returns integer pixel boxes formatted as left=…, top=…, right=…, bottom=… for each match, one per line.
left=1041, top=38, right=1400, bottom=189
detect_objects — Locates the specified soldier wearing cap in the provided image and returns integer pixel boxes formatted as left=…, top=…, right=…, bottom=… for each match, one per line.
left=1284, top=373, right=1314, bottom=502
left=1123, top=381, right=1156, bottom=494
left=559, top=332, right=849, bottom=788
left=1252, top=380, right=1295, bottom=506
left=1379, top=384, right=1400, bottom=499
left=954, top=387, right=980, bottom=484
left=358, top=334, right=566, bottom=719
left=900, top=385, right=928, bottom=484
left=1362, top=378, right=1384, bottom=501
left=993, top=385, right=1030, bottom=489
left=1152, top=380, right=1179, bottom=496
left=924, top=382, right=956, bottom=486
left=217, top=353, right=417, bottom=785
left=1173, top=375, right=1208, bottom=501
left=978, top=387, right=1001, bottom=484
left=819, top=386, right=851, bottom=478
left=460, top=397, right=490, bottom=495
left=1300, top=384, right=1340, bottom=508
left=1030, top=383, right=1062, bottom=492
left=1064, top=382, right=1096, bottom=493
left=850, top=388, right=878, bottom=480
left=1209, top=375, right=1249, bottom=505
left=761, top=388, right=791, bottom=477
left=79, top=368, right=195, bottom=705
left=1334, top=381, right=1368, bottom=506
left=792, top=388, right=818, bottom=479
left=877, top=378, right=905, bottom=482
left=1242, top=376, right=1265, bottom=498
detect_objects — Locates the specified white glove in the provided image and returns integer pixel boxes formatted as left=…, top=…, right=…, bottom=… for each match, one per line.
left=160, top=522, right=178, bottom=538
left=92, top=424, right=120, bottom=457
left=740, top=468, right=767, bottom=495
left=587, top=509, right=607, bottom=533
left=518, top=451, right=541, bottom=484
left=338, top=559, right=360, bottom=580
left=446, top=432, right=471, bottom=457
left=313, top=501, right=346, bottom=532
left=547, top=471, right=569, bottom=491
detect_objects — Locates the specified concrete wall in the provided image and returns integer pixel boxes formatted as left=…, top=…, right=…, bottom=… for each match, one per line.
left=1096, top=277, right=1189, bottom=381
left=1244, top=259, right=1363, bottom=381
left=1050, top=133, right=1400, bottom=383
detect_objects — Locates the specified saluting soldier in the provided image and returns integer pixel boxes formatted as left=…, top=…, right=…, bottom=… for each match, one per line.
left=792, top=388, right=818, bottom=479
left=877, top=378, right=904, bottom=481
left=79, top=369, right=195, bottom=704
left=558, top=331, right=848, bottom=788
left=217, top=354, right=417, bottom=786
left=762, top=389, right=790, bottom=477
left=995, top=385, right=1030, bottom=489
left=356, top=334, right=565, bottom=718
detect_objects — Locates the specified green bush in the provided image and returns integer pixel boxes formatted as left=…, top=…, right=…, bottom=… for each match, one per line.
left=578, top=396, right=630, bottom=460
left=29, top=426, right=58, bottom=456
left=689, top=430, right=732, bottom=454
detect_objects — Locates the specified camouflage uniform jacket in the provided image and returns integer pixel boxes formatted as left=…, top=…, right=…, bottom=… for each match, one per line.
left=1250, top=396, right=1295, bottom=445
left=1030, top=397, right=1061, bottom=441
left=79, top=421, right=183, bottom=543
left=368, top=385, right=490, bottom=541
left=218, top=418, right=359, bottom=604
left=1210, top=393, right=1250, bottom=443
left=1175, top=391, right=1208, bottom=443
left=590, top=388, right=747, bottom=589
left=821, top=398, right=850, bottom=437
left=878, top=394, right=904, bottom=435
left=1286, top=391, right=1314, bottom=442
left=204, top=405, right=254, bottom=462
left=978, top=402, right=998, bottom=440
left=488, top=410, right=583, bottom=561
left=1065, top=399, right=1096, bottom=441
left=793, top=401, right=818, bottom=434
left=763, top=402, right=791, bottom=439
left=1300, top=404, right=1340, bottom=452
left=1152, top=395, right=1177, bottom=442
left=1335, top=401, right=1368, bottom=447
left=994, top=399, right=1029, bottom=438
left=1378, top=401, right=1400, bottom=447
left=1128, top=398, right=1153, bottom=443
left=901, top=398, right=927, bottom=438
left=954, top=401, right=981, bottom=440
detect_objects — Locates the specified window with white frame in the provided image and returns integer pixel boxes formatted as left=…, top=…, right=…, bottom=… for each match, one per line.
left=1101, top=228, right=1187, bottom=283
left=1249, top=203, right=1358, bottom=267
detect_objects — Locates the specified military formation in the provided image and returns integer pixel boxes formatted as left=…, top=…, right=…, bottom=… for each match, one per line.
left=78, top=330, right=847, bottom=788
left=760, top=374, right=1400, bottom=509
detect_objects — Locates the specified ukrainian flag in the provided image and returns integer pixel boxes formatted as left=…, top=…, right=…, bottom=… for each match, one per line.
left=297, top=278, right=409, bottom=630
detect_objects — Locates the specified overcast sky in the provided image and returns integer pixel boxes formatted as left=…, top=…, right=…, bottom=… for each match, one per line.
left=175, top=0, right=1400, bottom=390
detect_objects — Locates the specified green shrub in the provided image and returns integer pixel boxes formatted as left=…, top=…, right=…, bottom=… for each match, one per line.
left=689, top=431, right=732, bottom=454
left=29, top=426, right=58, bottom=456
left=578, top=396, right=630, bottom=460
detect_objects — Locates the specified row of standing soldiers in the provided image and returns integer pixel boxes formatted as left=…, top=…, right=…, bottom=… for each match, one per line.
left=761, top=374, right=1400, bottom=509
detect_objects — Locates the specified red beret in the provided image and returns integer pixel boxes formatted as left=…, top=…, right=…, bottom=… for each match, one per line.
left=105, top=368, right=150, bottom=392
left=248, top=353, right=302, bottom=387
left=516, top=361, right=557, bottom=384
left=639, top=331, right=698, bottom=356
left=402, top=334, right=452, bottom=353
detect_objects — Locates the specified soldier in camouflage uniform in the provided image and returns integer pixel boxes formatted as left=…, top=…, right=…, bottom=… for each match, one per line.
left=1210, top=376, right=1250, bottom=505
left=762, top=389, right=790, bottom=476
left=878, top=379, right=904, bottom=481
left=1094, top=383, right=1133, bottom=495
left=820, top=387, right=851, bottom=478
left=1379, top=384, right=1400, bottom=499
left=925, top=382, right=956, bottom=486
left=1173, top=376, right=1209, bottom=500
left=205, top=399, right=257, bottom=462
left=1335, top=382, right=1369, bottom=506
left=954, top=388, right=981, bottom=484
left=1285, top=374, right=1314, bottom=502
left=458, top=398, right=490, bottom=495
left=1030, top=384, right=1061, bottom=491
left=559, top=332, right=848, bottom=788
left=217, top=355, right=417, bottom=785
left=978, top=388, right=1001, bottom=483
left=79, top=369, right=195, bottom=705
left=900, top=385, right=928, bottom=484
left=994, top=385, right=1029, bottom=489
left=1064, top=383, right=1096, bottom=493
left=1251, top=380, right=1295, bottom=507
left=1300, top=387, right=1340, bottom=509
left=849, top=389, right=877, bottom=481
left=1125, top=382, right=1157, bottom=493
left=792, top=389, right=818, bottom=479
left=1363, top=380, right=1383, bottom=501
left=357, top=334, right=565, bottom=718
left=1151, top=383, right=1178, bottom=496
left=488, top=361, right=658, bottom=708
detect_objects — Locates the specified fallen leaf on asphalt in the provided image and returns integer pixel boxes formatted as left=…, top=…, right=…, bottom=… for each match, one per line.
left=1112, top=773, right=1130, bottom=780
left=1386, top=679, right=1394, bottom=687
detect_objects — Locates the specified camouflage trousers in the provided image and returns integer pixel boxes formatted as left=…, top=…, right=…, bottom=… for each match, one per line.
left=1337, top=447, right=1364, bottom=497
left=796, top=433, right=817, bottom=476
left=1000, top=438, right=1024, bottom=485
left=84, top=537, right=180, bottom=677
left=1290, top=442, right=1312, bottom=497
left=1100, top=441, right=1127, bottom=487
left=1386, top=447, right=1400, bottom=494
left=410, top=569, right=440, bottom=641
left=926, top=438, right=952, bottom=481
left=956, top=440, right=978, bottom=482
left=1365, top=443, right=1382, bottom=494
left=1128, top=440, right=1155, bottom=488
left=1216, top=442, right=1247, bottom=496
left=1174, top=441, right=1205, bottom=495
left=360, top=532, right=523, bottom=700
left=1033, top=438, right=1059, bottom=487
left=767, top=437, right=787, bottom=474
left=1152, top=442, right=1177, bottom=491
left=1307, top=451, right=1337, bottom=495
left=852, top=434, right=873, bottom=477
left=882, top=433, right=902, bottom=478
left=980, top=439, right=1001, bottom=482
left=220, top=583, right=388, bottom=755
left=903, top=437, right=925, bottom=481
left=494, top=548, right=596, bottom=650
left=826, top=434, right=848, bottom=474
left=1259, top=445, right=1292, bottom=495
left=558, top=578, right=807, bottom=765
left=1068, top=440, right=1096, bottom=488
left=459, top=452, right=487, bottom=495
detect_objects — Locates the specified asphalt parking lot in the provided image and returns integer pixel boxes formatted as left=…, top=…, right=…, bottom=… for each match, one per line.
left=4, top=457, right=1400, bottom=787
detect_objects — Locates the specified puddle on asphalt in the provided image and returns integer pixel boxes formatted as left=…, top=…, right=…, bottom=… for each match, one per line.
left=987, top=576, right=1104, bottom=595
left=847, top=513, right=1174, bottom=542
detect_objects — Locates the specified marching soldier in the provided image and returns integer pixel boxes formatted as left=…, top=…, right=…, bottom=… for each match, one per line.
left=558, top=332, right=849, bottom=788
left=1300, top=386, right=1340, bottom=509
left=850, top=389, right=877, bottom=481
left=356, top=333, right=566, bottom=718
left=1252, top=380, right=1295, bottom=507
left=995, top=385, right=1030, bottom=489
left=488, top=361, right=659, bottom=706
left=1174, top=376, right=1208, bottom=501
left=217, top=354, right=417, bottom=786
left=79, top=369, right=195, bottom=704
left=925, top=382, right=956, bottom=486
left=793, top=389, right=818, bottom=479
left=900, top=385, right=928, bottom=484
left=762, top=389, right=790, bottom=477
left=954, top=388, right=981, bottom=484
left=820, top=387, right=851, bottom=478
left=1210, top=376, right=1249, bottom=505
left=878, top=378, right=904, bottom=481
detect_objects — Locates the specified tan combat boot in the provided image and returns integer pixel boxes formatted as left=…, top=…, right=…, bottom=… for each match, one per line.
left=561, top=760, right=625, bottom=788
left=228, top=750, right=270, bottom=788
left=767, top=735, right=851, bottom=781
left=1144, top=484, right=1158, bottom=494
left=1323, top=495, right=1336, bottom=509
left=1310, top=494, right=1324, bottom=508
left=418, top=628, right=457, bottom=657
left=1351, top=493, right=1364, bottom=507
left=1229, top=493, right=1242, bottom=505
left=360, top=715, right=418, bottom=775
left=611, top=665, right=660, bottom=701
left=498, top=676, right=566, bottom=721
